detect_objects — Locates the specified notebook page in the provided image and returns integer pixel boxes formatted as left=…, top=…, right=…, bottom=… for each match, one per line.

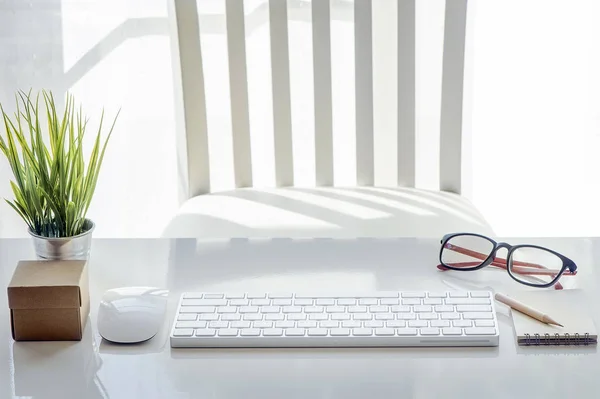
left=511, top=289, right=597, bottom=343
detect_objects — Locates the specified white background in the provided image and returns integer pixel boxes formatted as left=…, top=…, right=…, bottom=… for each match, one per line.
left=1, top=0, right=599, bottom=238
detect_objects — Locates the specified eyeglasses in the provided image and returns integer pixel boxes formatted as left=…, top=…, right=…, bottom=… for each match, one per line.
left=437, top=233, right=577, bottom=289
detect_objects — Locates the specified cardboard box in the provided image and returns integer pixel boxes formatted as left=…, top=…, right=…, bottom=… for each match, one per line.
left=7, top=260, right=90, bottom=341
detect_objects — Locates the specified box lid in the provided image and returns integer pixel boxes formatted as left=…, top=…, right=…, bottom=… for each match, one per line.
left=7, top=260, right=87, bottom=309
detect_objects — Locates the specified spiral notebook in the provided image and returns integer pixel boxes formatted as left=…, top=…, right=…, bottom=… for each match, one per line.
left=511, top=289, right=597, bottom=346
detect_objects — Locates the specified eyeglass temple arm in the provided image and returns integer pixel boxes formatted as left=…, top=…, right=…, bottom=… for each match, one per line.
left=445, top=243, right=546, bottom=269
left=438, top=262, right=576, bottom=276
left=437, top=263, right=566, bottom=290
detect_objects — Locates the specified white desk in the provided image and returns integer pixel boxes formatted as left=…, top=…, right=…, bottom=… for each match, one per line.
left=1, top=237, right=600, bottom=398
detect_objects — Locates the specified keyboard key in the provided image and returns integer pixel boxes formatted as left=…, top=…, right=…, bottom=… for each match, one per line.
left=230, top=299, right=249, bottom=306
left=253, top=321, right=273, bottom=329
left=348, top=306, right=367, bottom=313
left=173, top=328, right=194, bottom=337
left=419, top=313, right=438, bottom=320
left=263, top=328, right=284, bottom=336
left=304, top=306, right=324, bottom=313
left=226, top=293, right=245, bottom=299
left=183, top=293, right=203, bottom=299
left=353, top=313, right=372, bottom=320
left=294, top=299, right=313, bottom=306
left=408, top=320, right=428, bottom=328
left=331, top=313, right=351, bottom=320
left=320, top=321, right=339, bottom=328
left=456, top=305, right=492, bottom=313
left=397, top=328, right=418, bottom=336
left=352, top=328, right=373, bottom=336
left=369, top=306, right=388, bottom=313
left=414, top=305, right=432, bottom=312
left=430, top=320, right=450, bottom=328
left=244, top=314, right=263, bottom=321
left=309, top=314, right=329, bottom=321
left=273, top=299, right=293, bottom=306
left=251, top=298, right=270, bottom=306
left=391, top=305, right=411, bottom=313
left=239, top=306, right=259, bottom=313
left=448, top=291, right=469, bottom=298
left=380, top=298, right=400, bottom=305
left=359, top=298, right=378, bottom=305
left=402, top=298, right=421, bottom=305
left=247, top=294, right=266, bottom=299
left=402, top=292, right=426, bottom=298
left=427, top=292, right=447, bottom=298
left=231, top=321, right=251, bottom=328
left=268, top=293, right=292, bottom=298
left=326, top=306, right=346, bottom=313
left=217, top=306, right=238, bottom=314
left=435, top=305, right=454, bottom=312
left=275, top=321, right=295, bottom=328
left=288, top=314, right=306, bottom=321
left=386, top=320, right=406, bottom=328
left=397, top=313, right=416, bottom=320
left=465, top=327, right=496, bottom=335
left=442, top=328, right=462, bottom=335
left=445, top=298, right=491, bottom=305
left=199, top=314, right=219, bottom=321
left=176, top=321, right=207, bottom=329
left=423, top=298, right=443, bottom=305
left=297, top=320, right=317, bottom=328
left=462, top=312, right=494, bottom=320
left=177, top=314, right=197, bottom=321
left=375, top=328, right=395, bottom=336
left=261, top=306, right=281, bottom=313
left=265, top=314, right=285, bottom=321
left=453, top=320, right=472, bottom=328
left=203, top=294, right=224, bottom=299
left=240, top=328, right=261, bottom=336
left=195, top=329, right=217, bottom=337
left=364, top=320, right=384, bottom=328
left=182, top=299, right=227, bottom=306
left=308, top=328, right=328, bottom=336
left=285, top=328, right=305, bottom=336
left=342, top=320, right=362, bottom=328
left=475, top=320, right=495, bottom=327
left=338, top=298, right=356, bottom=305
left=330, top=328, right=351, bottom=336
left=316, top=298, right=335, bottom=306
left=419, top=328, right=440, bottom=336
left=375, top=314, right=394, bottom=320
left=180, top=306, right=215, bottom=313
left=218, top=329, right=239, bottom=337
left=209, top=321, right=228, bottom=329
left=441, top=313, right=460, bottom=320
left=470, top=291, right=491, bottom=298
left=283, top=306, right=302, bottom=313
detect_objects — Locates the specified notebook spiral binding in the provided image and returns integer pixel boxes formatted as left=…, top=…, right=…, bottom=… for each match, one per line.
left=523, top=332, right=592, bottom=346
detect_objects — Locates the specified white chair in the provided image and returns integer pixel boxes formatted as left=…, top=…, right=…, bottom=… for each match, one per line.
left=163, top=0, right=494, bottom=239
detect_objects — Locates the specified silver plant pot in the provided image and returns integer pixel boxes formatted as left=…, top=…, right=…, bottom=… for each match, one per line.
left=29, top=219, right=95, bottom=260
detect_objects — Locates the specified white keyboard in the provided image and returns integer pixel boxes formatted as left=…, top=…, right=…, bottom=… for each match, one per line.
left=169, top=291, right=499, bottom=348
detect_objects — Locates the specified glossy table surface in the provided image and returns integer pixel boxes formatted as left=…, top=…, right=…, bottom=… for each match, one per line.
left=2, top=237, right=600, bottom=399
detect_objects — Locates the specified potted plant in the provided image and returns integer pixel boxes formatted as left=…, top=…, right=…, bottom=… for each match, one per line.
left=0, top=90, right=119, bottom=260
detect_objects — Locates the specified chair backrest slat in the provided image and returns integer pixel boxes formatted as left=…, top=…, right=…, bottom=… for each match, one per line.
left=225, top=0, right=253, bottom=188
left=440, top=0, right=468, bottom=194
left=171, top=0, right=210, bottom=197
left=269, top=0, right=294, bottom=187
left=397, top=0, right=416, bottom=188
left=355, top=0, right=375, bottom=186
left=312, top=0, right=334, bottom=187
left=172, top=0, right=469, bottom=197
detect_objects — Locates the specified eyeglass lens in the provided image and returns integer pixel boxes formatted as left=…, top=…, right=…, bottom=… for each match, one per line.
left=441, top=234, right=494, bottom=270
left=509, top=246, right=563, bottom=286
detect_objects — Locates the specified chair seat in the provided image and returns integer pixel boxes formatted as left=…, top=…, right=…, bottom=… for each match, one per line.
left=162, top=187, right=494, bottom=238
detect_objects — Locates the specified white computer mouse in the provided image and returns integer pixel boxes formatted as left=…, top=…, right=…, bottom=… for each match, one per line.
left=98, top=287, right=168, bottom=344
